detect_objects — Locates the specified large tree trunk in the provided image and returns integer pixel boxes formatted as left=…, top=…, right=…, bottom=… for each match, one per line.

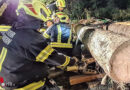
left=76, top=25, right=130, bottom=83
left=106, top=22, right=130, bottom=38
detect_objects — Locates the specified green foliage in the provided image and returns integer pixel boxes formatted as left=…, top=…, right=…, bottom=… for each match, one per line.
left=112, top=9, right=130, bottom=20
left=66, top=0, right=86, bottom=20
left=42, top=0, right=130, bottom=21
left=65, top=0, right=130, bottom=21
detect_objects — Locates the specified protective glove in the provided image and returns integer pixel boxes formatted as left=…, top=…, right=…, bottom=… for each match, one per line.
left=78, top=58, right=97, bottom=74
left=67, top=58, right=97, bottom=74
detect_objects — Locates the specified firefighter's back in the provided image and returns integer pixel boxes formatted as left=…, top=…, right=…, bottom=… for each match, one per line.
left=0, top=22, right=49, bottom=89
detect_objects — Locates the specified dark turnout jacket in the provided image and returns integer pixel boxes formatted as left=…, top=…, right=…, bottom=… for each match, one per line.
left=0, top=11, right=75, bottom=89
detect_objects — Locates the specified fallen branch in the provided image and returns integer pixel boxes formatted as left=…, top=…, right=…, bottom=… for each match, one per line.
left=70, top=74, right=104, bottom=85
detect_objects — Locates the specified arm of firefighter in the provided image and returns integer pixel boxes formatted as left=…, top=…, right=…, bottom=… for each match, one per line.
left=38, top=49, right=76, bottom=68
left=26, top=31, right=76, bottom=67
left=43, top=24, right=56, bottom=42
left=28, top=38, right=75, bottom=67
left=43, top=30, right=50, bottom=39
left=43, top=26, right=53, bottom=39
left=34, top=44, right=76, bottom=68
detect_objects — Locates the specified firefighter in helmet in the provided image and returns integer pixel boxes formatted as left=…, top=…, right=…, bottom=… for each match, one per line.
left=43, top=12, right=81, bottom=60
left=0, top=0, right=78, bottom=90
left=47, top=0, right=66, bottom=14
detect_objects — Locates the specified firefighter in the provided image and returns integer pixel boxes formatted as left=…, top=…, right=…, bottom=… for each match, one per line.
left=0, top=0, right=78, bottom=90
left=43, top=12, right=81, bottom=59
left=47, top=0, right=66, bottom=14
left=56, top=0, right=66, bottom=12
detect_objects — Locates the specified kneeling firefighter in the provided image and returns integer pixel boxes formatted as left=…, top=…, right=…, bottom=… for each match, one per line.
left=43, top=12, right=82, bottom=60
left=0, top=0, right=78, bottom=90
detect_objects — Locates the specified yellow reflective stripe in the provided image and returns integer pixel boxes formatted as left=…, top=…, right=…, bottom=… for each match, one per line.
left=16, top=3, right=38, bottom=18
left=0, top=47, right=7, bottom=72
left=39, top=28, right=46, bottom=33
left=43, top=32, right=50, bottom=39
left=57, top=25, right=62, bottom=43
left=15, top=80, right=45, bottom=90
left=32, top=1, right=51, bottom=22
left=0, top=25, right=11, bottom=31
left=36, top=45, right=54, bottom=62
left=0, top=2, right=8, bottom=16
left=40, top=4, right=51, bottom=18
left=67, top=30, right=71, bottom=44
left=0, top=29, right=9, bottom=31
left=0, top=26, right=11, bottom=28
left=50, top=42, right=72, bottom=48
left=57, top=56, right=70, bottom=68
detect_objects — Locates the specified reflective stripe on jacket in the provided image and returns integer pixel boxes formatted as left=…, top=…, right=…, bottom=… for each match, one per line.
left=0, top=25, right=11, bottom=31
left=0, top=14, right=75, bottom=88
left=43, top=23, right=72, bottom=48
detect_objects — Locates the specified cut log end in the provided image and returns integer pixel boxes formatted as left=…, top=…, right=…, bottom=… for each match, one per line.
left=110, top=40, right=130, bottom=83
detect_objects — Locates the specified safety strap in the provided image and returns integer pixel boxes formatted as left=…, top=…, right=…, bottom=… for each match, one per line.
left=0, top=47, right=7, bottom=72
left=50, top=42, right=72, bottom=48
left=14, top=80, right=45, bottom=90
left=57, top=56, right=70, bottom=69
left=0, top=25, right=11, bottom=31
left=36, top=45, right=54, bottom=62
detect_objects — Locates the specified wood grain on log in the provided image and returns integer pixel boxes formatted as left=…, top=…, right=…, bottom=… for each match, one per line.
left=76, top=24, right=130, bottom=83
left=70, top=74, right=104, bottom=85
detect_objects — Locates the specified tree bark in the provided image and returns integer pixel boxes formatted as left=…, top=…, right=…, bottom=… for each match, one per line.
left=76, top=25, right=130, bottom=83
left=106, top=22, right=130, bottom=38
